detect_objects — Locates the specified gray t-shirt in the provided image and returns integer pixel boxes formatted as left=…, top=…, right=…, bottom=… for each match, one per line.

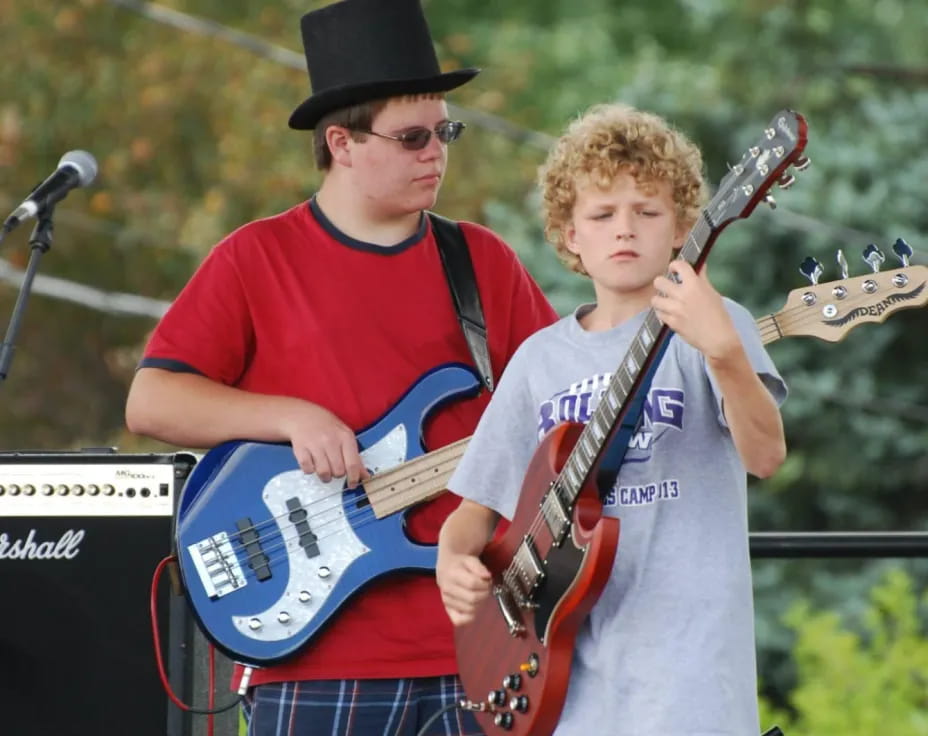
left=448, top=299, right=786, bottom=736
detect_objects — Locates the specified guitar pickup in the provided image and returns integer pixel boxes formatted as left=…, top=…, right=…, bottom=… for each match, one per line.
left=236, top=517, right=273, bottom=582
left=188, top=531, right=247, bottom=599
left=286, top=497, right=320, bottom=558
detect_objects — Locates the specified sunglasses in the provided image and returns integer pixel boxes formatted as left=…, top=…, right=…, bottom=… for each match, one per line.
left=353, top=120, right=466, bottom=151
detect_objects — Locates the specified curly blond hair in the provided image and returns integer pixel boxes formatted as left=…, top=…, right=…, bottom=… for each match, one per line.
left=538, top=103, right=707, bottom=275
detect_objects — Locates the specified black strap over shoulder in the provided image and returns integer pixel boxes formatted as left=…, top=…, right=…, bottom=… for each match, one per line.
left=428, top=212, right=494, bottom=392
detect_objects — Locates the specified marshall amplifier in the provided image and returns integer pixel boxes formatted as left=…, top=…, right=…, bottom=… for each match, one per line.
left=0, top=450, right=198, bottom=736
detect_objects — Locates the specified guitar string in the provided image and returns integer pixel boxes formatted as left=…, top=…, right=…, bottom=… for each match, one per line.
left=208, top=436, right=469, bottom=546
left=189, top=444, right=470, bottom=575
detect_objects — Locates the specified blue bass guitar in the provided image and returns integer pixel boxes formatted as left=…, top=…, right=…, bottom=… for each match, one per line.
left=175, top=363, right=480, bottom=665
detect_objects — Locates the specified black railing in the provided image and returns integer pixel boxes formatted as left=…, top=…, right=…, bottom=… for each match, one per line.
left=749, top=531, right=928, bottom=558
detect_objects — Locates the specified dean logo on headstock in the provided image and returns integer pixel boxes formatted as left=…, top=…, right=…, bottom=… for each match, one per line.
left=757, top=237, right=926, bottom=345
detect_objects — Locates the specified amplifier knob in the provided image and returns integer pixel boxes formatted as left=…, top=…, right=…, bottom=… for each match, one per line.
left=0, top=486, right=5, bottom=496
left=102, top=484, right=115, bottom=496
left=41, top=484, right=54, bottom=496
left=57, top=484, right=70, bottom=496
left=87, top=484, right=100, bottom=496
left=23, top=484, right=36, bottom=496
left=9, top=484, right=21, bottom=496
left=72, top=485, right=85, bottom=496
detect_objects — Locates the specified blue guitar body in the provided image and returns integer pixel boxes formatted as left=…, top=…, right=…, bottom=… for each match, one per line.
left=175, top=363, right=481, bottom=665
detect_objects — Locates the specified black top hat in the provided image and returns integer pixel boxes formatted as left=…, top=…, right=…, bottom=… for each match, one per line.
left=289, top=0, right=480, bottom=130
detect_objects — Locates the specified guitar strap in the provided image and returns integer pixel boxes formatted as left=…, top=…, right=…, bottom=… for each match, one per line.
left=428, top=212, right=495, bottom=393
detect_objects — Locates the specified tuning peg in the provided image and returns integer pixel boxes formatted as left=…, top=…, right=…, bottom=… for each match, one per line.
left=862, top=243, right=886, bottom=273
left=836, top=249, right=849, bottom=279
left=793, top=155, right=811, bottom=171
left=800, top=256, right=823, bottom=285
left=764, top=194, right=777, bottom=209
left=777, top=173, right=796, bottom=190
left=892, top=237, right=913, bottom=267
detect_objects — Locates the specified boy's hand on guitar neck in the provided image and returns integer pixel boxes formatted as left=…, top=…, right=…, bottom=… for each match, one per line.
left=652, top=261, right=742, bottom=362
left=279, top=400, right=370, bottom=485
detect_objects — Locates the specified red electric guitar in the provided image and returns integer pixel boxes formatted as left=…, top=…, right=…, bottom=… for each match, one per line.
left=452, top=110, right=810, bottom=736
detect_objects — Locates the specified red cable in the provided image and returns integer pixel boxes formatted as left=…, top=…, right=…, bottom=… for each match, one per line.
left=150, top=554, right=241, bottom=725
left=150, top=555, right=195, bottom=712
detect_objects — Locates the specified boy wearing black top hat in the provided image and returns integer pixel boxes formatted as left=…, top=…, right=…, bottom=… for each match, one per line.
left=125, top=0, right=557, bottom=733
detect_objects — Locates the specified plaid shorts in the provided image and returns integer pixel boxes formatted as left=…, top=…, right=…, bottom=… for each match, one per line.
left=243, top=676, right=484, bottom=736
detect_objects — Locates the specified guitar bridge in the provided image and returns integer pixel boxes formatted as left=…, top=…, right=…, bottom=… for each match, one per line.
left=492, top=584, right=526, bottom=636
left=188, top=532, right=247, bottom=599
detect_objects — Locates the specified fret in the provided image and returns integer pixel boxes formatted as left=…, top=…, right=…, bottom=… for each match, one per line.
left=631, top=338, right=649, bottom=365
left=615, top=368, right=632, bottom=402
left=625, top=353, right=638, bottom=374
left=566, top=460, right=581, bottom=490
left=577, top=435, right=594, bottom=465
left=606, top=386, right=621, bottom=411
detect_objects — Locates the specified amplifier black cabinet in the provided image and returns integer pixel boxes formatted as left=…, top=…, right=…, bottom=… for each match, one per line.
left=0, top=450, right=198, bottom=736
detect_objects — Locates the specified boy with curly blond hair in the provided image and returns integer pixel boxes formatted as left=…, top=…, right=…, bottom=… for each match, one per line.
left=437, top=103, right=787, bottom=735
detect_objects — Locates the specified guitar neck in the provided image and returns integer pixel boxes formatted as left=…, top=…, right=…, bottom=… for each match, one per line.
left=756, top=313, right=781, bottom=345
left=362, top=436, right=470, bottom=517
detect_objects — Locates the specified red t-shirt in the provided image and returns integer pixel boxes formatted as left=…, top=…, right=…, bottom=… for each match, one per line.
left=142, top=200, right=557, bottom=683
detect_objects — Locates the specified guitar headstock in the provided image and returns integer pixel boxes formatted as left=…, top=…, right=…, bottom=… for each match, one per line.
left=706, top=110, right=809, bottom=230
left=767, top=258, right=927, bottom=343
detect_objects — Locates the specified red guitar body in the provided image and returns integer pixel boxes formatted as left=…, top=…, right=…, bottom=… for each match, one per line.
left=454, top=421, right=620, bottom=736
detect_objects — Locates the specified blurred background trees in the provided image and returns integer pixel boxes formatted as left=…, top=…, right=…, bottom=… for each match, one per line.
left=1, top=0, right=926, bottom=728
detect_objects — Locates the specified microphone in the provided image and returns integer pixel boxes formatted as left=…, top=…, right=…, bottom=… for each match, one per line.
left=2, top=150, right=98, bottom=233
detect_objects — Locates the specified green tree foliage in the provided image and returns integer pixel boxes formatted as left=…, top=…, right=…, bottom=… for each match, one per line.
left=759, top=568, right=928, bottom=734
left=1, top=0, right=927, bottom=707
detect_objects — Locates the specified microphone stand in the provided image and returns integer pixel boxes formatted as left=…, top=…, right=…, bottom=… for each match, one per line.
left=0, top=206, right=55, bottom=382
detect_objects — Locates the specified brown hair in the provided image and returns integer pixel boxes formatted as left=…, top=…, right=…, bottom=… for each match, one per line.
left=538, top=103, right=707, bottom=275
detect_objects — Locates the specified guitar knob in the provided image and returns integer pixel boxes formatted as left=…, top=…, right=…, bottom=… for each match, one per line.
left=793, top=155, right=811, bottom=171
left=892, top=237, right=913, bottom=267
left=502, top=674, right=522, bottom=691
left=493, top=712, right=514, bottom=730
left=799, top=256, right=823, bottom=285
left=487, top=689, right=507, bottom=706
left=863, top=243, right=885, bottom=273
left=509, top=695, right=530, bottom=713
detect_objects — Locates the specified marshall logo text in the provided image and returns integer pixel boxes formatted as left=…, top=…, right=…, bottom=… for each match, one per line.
left=0, top=529, right=84, bottom=560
